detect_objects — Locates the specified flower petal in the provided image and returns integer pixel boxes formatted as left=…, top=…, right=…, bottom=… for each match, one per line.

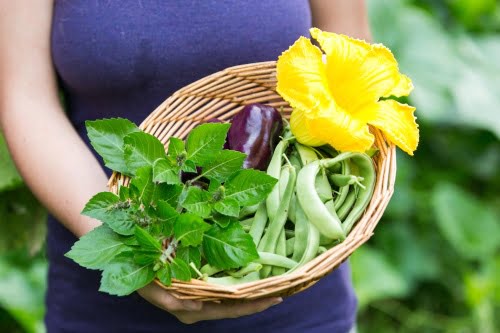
left=368, top=100, right=419, bottom=155
left=276, top=36, right=333, bottom=113
left=308, top=106, right=374, bottom=152
left=290, top=109, right=326, bottom=146
left=310, top=28, right=412, bottom=116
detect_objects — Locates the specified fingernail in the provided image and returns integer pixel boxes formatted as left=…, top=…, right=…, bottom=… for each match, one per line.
left=271, top=297, right=283, bottom=305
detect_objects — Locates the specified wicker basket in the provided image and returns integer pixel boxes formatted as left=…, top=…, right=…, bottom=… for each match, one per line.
left=108, top=61, right=396, bottom=302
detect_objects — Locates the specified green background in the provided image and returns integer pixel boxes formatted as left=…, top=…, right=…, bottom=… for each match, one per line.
left=1, top=0, right=499, bottom=332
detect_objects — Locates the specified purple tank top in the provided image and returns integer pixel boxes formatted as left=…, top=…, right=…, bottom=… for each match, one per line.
left=48, top=1, right=357, bottom=332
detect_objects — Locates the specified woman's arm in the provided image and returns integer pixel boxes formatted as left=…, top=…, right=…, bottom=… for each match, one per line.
left=0, top=1, right=280, bottom=323
left=309, top=0, right=372, bottom=41
left=0, top=0, right=105, bottom=238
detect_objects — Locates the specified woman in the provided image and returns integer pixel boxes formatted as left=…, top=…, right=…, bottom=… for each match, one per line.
left=0, top=1, right=371, bottom=331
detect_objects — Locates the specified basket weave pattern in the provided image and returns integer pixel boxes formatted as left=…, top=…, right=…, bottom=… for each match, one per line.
left=108, top=61, right=396, bottom=301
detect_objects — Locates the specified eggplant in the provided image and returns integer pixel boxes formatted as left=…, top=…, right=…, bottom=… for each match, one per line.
left=227, top=103, right=283, bottom=170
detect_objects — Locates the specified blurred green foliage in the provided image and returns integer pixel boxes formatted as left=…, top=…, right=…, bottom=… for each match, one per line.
left=350, top=0, right=500, bottom=332
left=0, top=0, right=499, bottom=332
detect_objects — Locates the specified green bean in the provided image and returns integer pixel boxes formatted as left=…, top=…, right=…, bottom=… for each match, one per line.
left=260, top=165, right=297, bottom=277
left=286, top=237, right=295, bottom=256
left=288, top=192, right=297, bottom=224
left=295, top=142, right=318, bottom=165
left=257, top=252, right=298, bottom=270
left=248, top=202, right=268, bottom=246
left=291, top=201, right=309, bottom=262
left=250, top=225, right=294, bottom=238
left=296, top=160, right=345, bottom=240
left=341, top=153, right=376, bottom=234
left=227, top=262, right=262, bottom=278
left=206, top=271, right=260, bottom=286
left=333, top=160, right=351, bottom=210
left=266, top=140, right=290, bottom=220
left=278, top=165, right=291, bottom=200
left=316, top=169, right=333, bottom=202
left=288, top=223, right=320, bottom=273
left=329, top=173, right=365, bottom=188
left=239, top=203, right=259, bottom=219
left=337, top=186, right=358, bottom=221
left=239, top=217, right=254, bottom=228
left=318, top=246, right=328, bottom=254
left=272, top=230, right=287, bottom=275
left=200, top=264, right=223, bottom=277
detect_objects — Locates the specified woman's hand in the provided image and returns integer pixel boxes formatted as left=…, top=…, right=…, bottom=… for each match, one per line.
left=138, top=282, right=282, bottom=324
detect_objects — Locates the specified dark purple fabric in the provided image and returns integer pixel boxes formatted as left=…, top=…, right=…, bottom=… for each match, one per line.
left=48, top=1, right=357, bottom=332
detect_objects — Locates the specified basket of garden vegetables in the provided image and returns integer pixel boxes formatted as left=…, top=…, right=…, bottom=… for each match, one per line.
left=66, top=28, right=419, bottom=301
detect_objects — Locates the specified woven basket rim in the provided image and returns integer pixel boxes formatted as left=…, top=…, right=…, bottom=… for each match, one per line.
left=108, top=61, right=397, bottom=301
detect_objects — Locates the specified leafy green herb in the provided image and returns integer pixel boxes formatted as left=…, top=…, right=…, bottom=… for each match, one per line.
left=86, top=118, right=139, bottom=175
left=66, top=119, right=277, bottom=296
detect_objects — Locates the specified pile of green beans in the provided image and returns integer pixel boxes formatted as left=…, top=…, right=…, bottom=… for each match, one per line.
left=203, top=137, right=376, bottom=284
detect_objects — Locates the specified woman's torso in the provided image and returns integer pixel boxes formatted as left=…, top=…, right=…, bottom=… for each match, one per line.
left=48, top=1, right=357, bottom=332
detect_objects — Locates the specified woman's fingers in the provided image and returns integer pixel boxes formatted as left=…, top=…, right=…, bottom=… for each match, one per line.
left=172, top=297, right=283, bottom=324
left=138, top=283, right=202, bottom=312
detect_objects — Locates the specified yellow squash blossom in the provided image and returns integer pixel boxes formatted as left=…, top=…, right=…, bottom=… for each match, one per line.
left=276, top=28, right=419, bottom=155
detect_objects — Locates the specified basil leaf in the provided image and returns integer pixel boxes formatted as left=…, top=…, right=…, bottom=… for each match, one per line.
left=134, top=226, right=162, bottom=252
left=202, top=222, right=258, bottom=269
left=86, top=118, right=139, bottom=174
left=174, top=213, right=210, bottom=247
left=201, top=150, right=246, bottom=182
left=170, top=258, right=191, bottom=282
left=211, top=213, right=237, bottom=228
left=153, top=158, right=180, bottom=184
left=156, top=265, right=172, bottom=286
left=65, top=225, right=129, bottom=270
left=167, top=137, right=185, bottom=161
left=133, top=250, right=161, bottom=265
left=186, top=123, right=230, bottom=166
left=153, top=200, right=179, bottom=237
left=152, top=183, right=182, bottom=207
left=225, top=169, right=278, bottom=206
left=99, top=255, right=155, bottom=296
left=129, top=166, right=155, bottom=205
left=123, top=132, right=166, bottom=175
left=214, top=197, right=240, bottom=217
left=176, top=246, right=201, bottom=277
left=180, top=187, right=212, bottom=218
left=81, top=192, right=135, bottom=235
left=182, top=160, right=197, bottom=173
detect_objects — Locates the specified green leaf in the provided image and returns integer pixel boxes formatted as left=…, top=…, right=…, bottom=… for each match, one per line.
left=129, top=166, right=155, bottom=205
left=123, top=132, right=166, bottom=175
left=170, top=258, right=191, bottom=281
left=0, top=131, right=23, bottom=191
left=81, top=192, right=135, bottom=235
left=119, top=185, right=130, bottom=201
left=134, top=226, right=161, bottom=252
left=186, top=123, right=230, bottom=166
left=133, top=250, right=161, bottom=265
left=176, top=246, right=201, bottom=278
left=432, top=182, right=500, bottom=260
left=351, top=246, right=409, bottom=309
left=176, top=246, right=201, bottom=268
left=202, top=222, right=258, bottom=269
left=152, top=183, right=182, bottom=207
left=214, top=197, right=240, bottom=217
left=182, top=159, right=198, bottom=173
left=225, top=169, right=278, bottom=206
left=153, top=200, right=179, bottom=237
left=99, top=255, right=155, bottom=296
left=65, top=225, right=129, bottom=270
left=174, top=213, right=210, bottom=247
left=167, top=137, right=185, bottom=160
left=180, top=187, right=212, bottom=218
left=201, top=150, right=246, bottom=182
left=156, top=265, right=172, bottom=286
left=85, top=118, right=139, bottom=174
left=211, top=213, right=237, bottom=228
left=153, top=158, right=180, bottom=184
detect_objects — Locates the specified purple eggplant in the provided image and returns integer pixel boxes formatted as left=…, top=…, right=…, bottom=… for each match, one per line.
left=227, top=103, right=283, bottom=170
